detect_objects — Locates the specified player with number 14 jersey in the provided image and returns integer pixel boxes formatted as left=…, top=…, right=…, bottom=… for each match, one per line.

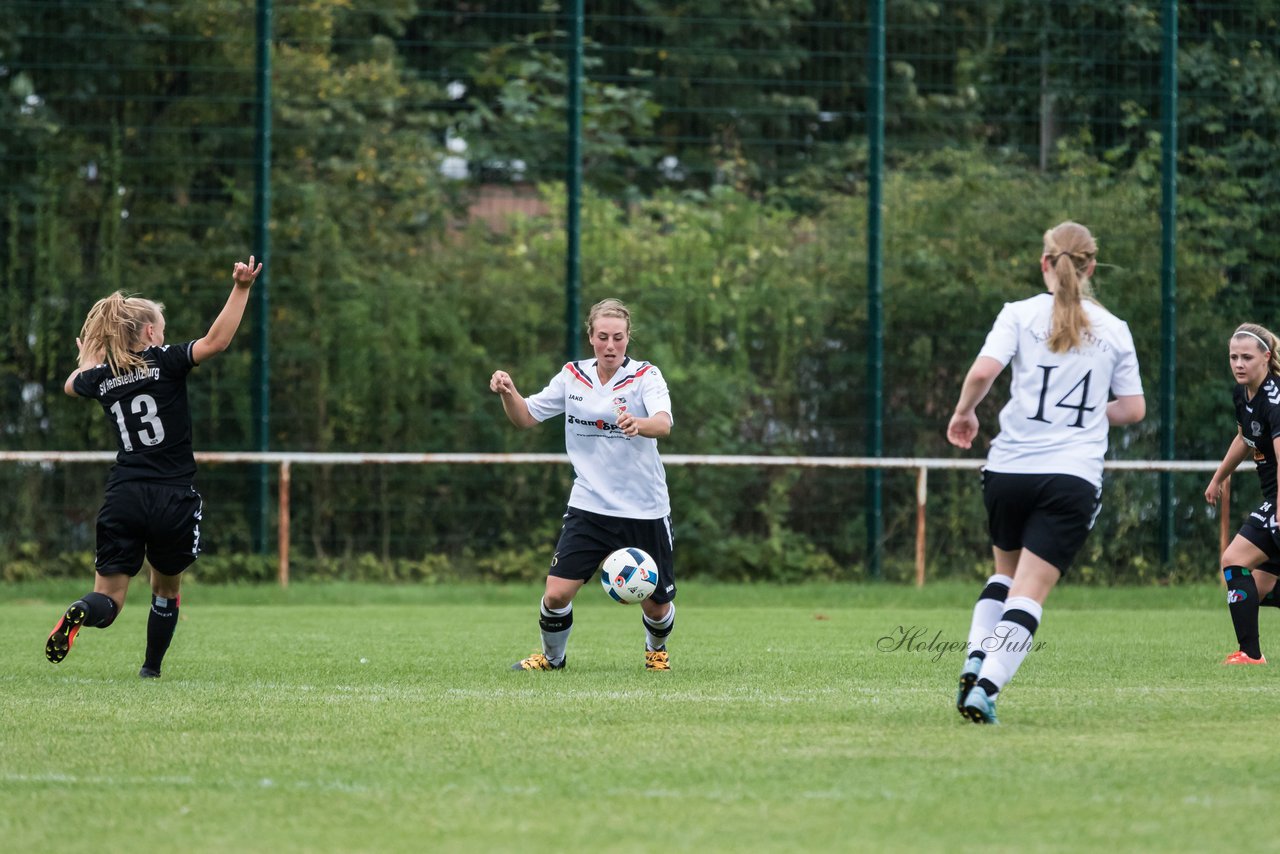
left=980, top=293, right=1143, bottom=488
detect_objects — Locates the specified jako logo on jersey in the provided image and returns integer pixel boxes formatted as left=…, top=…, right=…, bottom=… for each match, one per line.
left=1229, top=589, right=1248, bottom=604
left=569, top=394, right=584, bottom=401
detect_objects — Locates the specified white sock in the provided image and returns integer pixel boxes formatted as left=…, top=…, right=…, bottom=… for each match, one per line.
left=976, top=596, right=1043, bottom=695
left=966, top=575, right=1013, bottom=664
left=643, top=602, right=674, bottom=651
left=540, top=600, right=573, bottom=664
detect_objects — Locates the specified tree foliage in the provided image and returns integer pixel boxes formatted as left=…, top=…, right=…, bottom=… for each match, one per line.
left=1, top=1, right=1276, bottom=582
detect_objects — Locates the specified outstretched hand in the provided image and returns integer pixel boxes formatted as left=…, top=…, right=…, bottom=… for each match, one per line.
left=233, top=255, right=263, bottom=287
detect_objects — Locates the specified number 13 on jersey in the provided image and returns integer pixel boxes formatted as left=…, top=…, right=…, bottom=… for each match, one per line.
left=110, top=394, right=167, bottom=451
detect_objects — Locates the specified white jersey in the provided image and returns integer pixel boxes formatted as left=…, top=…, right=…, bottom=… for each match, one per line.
left=979, top=292, right=1143, bottom=487
left=525, top=356, right=673, bottom=519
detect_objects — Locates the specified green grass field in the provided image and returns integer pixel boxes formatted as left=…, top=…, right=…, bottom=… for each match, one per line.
left=0, top=579, right=1274, bottom=853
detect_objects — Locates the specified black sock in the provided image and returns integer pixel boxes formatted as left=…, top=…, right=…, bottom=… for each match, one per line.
left=143, top=594, right=180, bottom=672
left=1263, top=589, right=1280, bottom=610
left=79, top=592, right=118, bottom=628
left=1225, top=566, right=1262, bottom=659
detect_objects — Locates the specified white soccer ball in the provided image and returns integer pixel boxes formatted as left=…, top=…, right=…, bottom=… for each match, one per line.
left=599, top=547, right=659, bottom=604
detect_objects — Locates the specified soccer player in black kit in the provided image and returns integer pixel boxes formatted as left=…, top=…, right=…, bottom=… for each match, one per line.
left=1204, top=323, right=1280, bottom=665
left=46, top=256, right=262, bottom=677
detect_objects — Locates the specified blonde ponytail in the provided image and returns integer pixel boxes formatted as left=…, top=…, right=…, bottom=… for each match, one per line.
left=1044, top=221, right=1099, bottom=354
left=78, top=292, right=164, bottom=375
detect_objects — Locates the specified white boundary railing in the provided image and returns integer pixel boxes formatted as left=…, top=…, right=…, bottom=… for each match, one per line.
left=0, top=452, right=1237, bottom=588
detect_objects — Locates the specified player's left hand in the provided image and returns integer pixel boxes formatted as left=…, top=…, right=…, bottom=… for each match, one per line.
left=947, top=412, right=979, bottom=449
left=617, top=412, right=640, bottom=437
left=233, top=255, right=263, bottom=287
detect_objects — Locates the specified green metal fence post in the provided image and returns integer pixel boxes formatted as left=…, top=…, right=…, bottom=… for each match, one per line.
left=866, top=0, right=886, bottom=579
left=252, top=0, right=272, bottom=552
left=1160, top=0, right=1178, bottom=565
left=564, top=0, right=584, bottom=362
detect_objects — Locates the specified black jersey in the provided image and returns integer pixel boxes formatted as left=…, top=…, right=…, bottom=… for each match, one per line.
left=1233, top=376, right=1280, bottom=500
left=73, top=341, right=198, bottom=486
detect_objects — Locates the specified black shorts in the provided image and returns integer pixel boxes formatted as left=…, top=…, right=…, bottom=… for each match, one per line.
left=982, top=470, right=1101, bottom=574
left=1238, top=501, right=1280, bottom=563
left=550, top=507, right=676, bottom=604
left=95, top=481, right=203, bottom=577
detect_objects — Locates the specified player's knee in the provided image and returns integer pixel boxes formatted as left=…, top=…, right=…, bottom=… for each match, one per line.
left=151, top=577, right=181, bottom=598
left=83, top=591, right=122, bottom=628
left=542, top=593, right=573, bottom=611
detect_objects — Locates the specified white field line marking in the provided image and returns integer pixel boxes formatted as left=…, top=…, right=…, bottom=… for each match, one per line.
left=0, top=772, right=370, bottom=793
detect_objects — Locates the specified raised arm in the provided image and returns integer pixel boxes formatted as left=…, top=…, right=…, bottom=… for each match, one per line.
left=192, top=256, right=263, bottom=365
left=489, top=370, right=538, bottom=429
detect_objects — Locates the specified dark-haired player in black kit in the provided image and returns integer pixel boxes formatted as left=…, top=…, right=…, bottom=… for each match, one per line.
left=46, top=256, right=262, bottom=677
left=1204, top=323, right=1280, bottom=665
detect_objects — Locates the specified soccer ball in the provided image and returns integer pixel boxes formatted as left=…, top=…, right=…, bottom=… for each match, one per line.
left=599, top=547, right=658, bottom=604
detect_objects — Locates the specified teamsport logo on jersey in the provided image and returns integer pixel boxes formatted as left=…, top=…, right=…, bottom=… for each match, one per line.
left=1228, top=589, right=1248, bottom=604
left=566, top=414, right=624, bottom=434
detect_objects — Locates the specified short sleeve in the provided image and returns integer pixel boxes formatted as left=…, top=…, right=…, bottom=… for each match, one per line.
left=1262, top=386, right=1280, bottom=440
left=976, top=303, right=1019, bottom=367
left=72, top=366, right=107, bottom=399
left=640, top=365, right=673, bottom=424
left=156, top=341, right=197, bottom=376
left=1109, top=322, right=1144, bottom=398
left=524, top=368, right=568, bottom=423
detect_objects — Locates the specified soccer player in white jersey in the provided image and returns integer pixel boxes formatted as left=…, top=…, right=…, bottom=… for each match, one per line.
left=947, top=221, right=1145, bottom=724
left=490, top=298, right=677, bottom=671
left=1204, top=324, right=1280, bottom=665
